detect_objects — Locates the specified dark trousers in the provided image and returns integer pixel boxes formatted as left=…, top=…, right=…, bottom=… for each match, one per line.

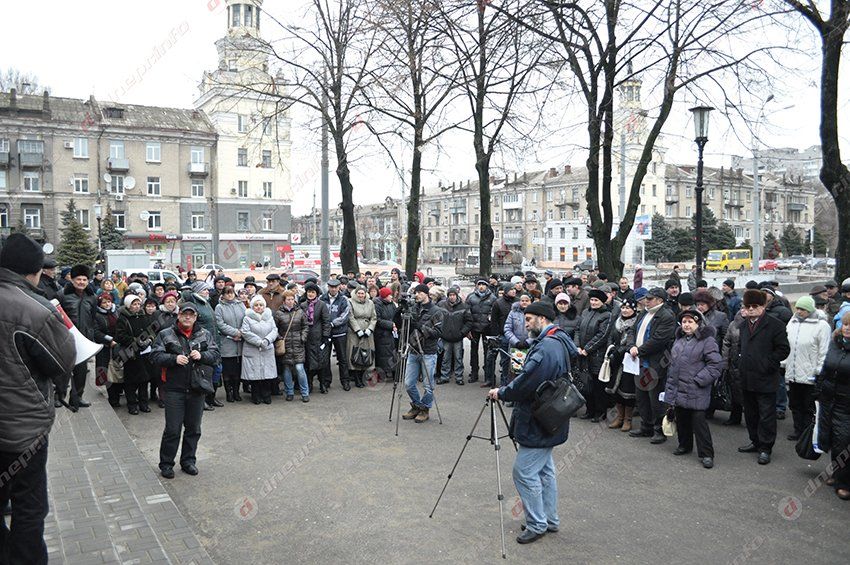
left=251, top=379, right=273, bottom=403
left=159, top=390, right=205, bottom=471
left=323, top=335, right=349, bottom=386
left=743, top=390, right=777, bottom=453
left=788, top=382, right=816, bottom=437
left=636, top=379, right=666, bottom=434
left=70, top=362, right=88, bottom=402
left=0, top=437, right=49, bottom=565
left=107, top=382, right=124, bottom=406
left=125, top=380, right=149, bottom=410
left=469, top=331, right=485, bottom=376
left=674, top=407, right=714, bottom=458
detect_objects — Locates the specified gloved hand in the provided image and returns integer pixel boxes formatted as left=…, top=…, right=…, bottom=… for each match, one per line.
left=357, top=330, right=365, bottom=338
left=515, top=340, right=529, bottom=349
left=365, top=329, right=371, bottom=336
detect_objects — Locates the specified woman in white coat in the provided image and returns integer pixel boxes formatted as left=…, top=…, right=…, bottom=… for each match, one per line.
left=241, top=296, right=279, bottom=404
left=784, top=296, right=831, bottom=441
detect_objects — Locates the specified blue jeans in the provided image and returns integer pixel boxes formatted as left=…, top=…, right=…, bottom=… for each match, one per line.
left=282, top=363, right=309, bottom=398
left=776, top=379, right=788, bottom=413
left=512, top=446, right=559, bottom=535
left=405, top=353, right=437, bottom=409
left=441, top=341, right=464, bottom=381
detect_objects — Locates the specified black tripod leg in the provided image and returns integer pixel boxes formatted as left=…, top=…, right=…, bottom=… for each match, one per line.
left=429, top=399, right=489, bottom=518
left=496, top=401, right=518, bottom=451
left=429, top=359, right=443, bottom=425
left=491, top=400, right=508, bottom=559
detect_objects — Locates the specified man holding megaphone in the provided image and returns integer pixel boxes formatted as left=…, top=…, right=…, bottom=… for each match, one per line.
left=0, top=233, right=77, bottom=565
left=59, top=263, right=98, bottom=409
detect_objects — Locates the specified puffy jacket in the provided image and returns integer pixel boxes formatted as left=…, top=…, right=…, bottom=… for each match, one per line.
left=703, top=308, right=729, bottom=350
left=259, top=285, right=286, bottom=313
left=154, top=304, right=178, bottom=333
left=114, top=306, right=156, bottom=384
left=783, top=314, right=831, bottom=384
left=347, top=294, right=377, bottom=370
left=575, top=306, right=611, bottom=355
left=738, top=314, right=791, bottom=393
left=215, top=298, right=246, bottom=358
left=301, top=298, right=331, bottom=370
left=149, top=323, right=221, bottom=392
left=490, top=294, right=515, bottom=337
left=274, top=305, right=309, bottom=365
left=408, top=300, right=443, bottom=355
left=59, top=283, right=97, bottom=340
left=834, top=300, right=850, bottom=329
left=322, top=292, right=351, bottom=338
left=498, top=324, right=572, bottom=448
left=373, top=297, right=398, bottom=372
left=766, top=299, right=792, bottom=325
left=664, top=325, right=723, bottom=410
left=466, top=289, right=496, bottom=334
left=181, top=292, right=218, bottom=345
left=0, top=268, right=76, bottom=453
left=437, top=297, right=471, bottom=343
left=724, top=291, right=742, bottom=322
left=817, top=336, right=850, bottom=402
left=240, top=308, right=278, bottom=381
left=554, top=306, right=580, bottom=339
left=92, top=304, right=119, bottom=368
left=504, top=302, right=529, bottom=347
left=38, top=273, right=61, bottom=302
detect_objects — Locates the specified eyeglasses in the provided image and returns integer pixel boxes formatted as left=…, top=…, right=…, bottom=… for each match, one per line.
left=743, top=304, right=762, bottom=310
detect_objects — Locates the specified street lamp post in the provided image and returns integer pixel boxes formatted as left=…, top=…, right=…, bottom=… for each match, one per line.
left=690, top=106, right=713, bottom=282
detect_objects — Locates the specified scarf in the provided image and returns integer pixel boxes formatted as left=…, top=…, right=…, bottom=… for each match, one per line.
left=306, top=298, right=316, bottom=324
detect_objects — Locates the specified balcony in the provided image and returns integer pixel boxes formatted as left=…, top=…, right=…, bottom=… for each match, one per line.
left=788, top=202, right=806, bottom=212
left=17, top=140, right=44, bottom=168
left=503, top=231, right=524, bottom=245
left=764, top=200, right=777, bottom=210
left=725, top=199, right=743, bottom=208
left=106, top=157, right=130, bottom=172
left=188, top=162, right=210, bottom=177
left=0, top=139, right=9, bottom=168
left=502, top=196, right=523, bottom=210
left=665, top=192, right=679, bottom=204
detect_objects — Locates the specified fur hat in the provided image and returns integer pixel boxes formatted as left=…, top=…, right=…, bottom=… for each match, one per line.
left=0, top=233, right=44, bottom=275
left=693, top=289, right=715, bottom=307
left=678, top=292, right=695, bottom=307
left=665, top=278, right=680, bottom=290
left=588, top=289, right=608, bottom=303
left=70, top=264, right=91, bottom=279
left=742, top=289, right=767, bottom=307
left=250, top=295, right=266, bottom=308
left=678, top=309, right=704, bottom=324
left=303, top=282, right=321, bottom=295
left=745, top=280, right=760, bottom=290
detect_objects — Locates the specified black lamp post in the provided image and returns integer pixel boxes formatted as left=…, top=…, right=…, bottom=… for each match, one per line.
left=690, top=105, right=713, bottom=281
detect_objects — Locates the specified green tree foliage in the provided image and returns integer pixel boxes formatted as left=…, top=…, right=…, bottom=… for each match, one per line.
left=809, top=226, right=828, bottom=256
left=99, top=205, right=125, bottom=250
left=690, top=206, right=736, bottom=251
left=780, top=224, right=805, bottom=256
left=764, top=231, right=782, bottom=259
left=57, top=199, right=97, bottom=267
left=644, top=213, right=677, bottom=262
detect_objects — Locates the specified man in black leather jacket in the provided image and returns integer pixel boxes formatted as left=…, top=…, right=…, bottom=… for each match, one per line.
left=402, top=285, right=444, bottom=424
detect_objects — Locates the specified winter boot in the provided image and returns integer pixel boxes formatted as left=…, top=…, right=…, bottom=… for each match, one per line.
left=225, top=381, right=235, bottom=403
left=621, top=406, right=634, bottom=432
left=415, top=408, right=430, bottom=423
left=608, top=404, right=625, bottom=429
left=402, top=403, right=420, bottom=420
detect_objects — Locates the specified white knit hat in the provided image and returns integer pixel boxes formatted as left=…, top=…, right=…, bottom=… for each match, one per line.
left=124, top=294, right=141, bottom=308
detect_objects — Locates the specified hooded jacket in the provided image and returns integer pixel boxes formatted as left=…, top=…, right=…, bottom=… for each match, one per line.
left=504, top=301, right=530, bottom=347
left=664, top=324, right=723, bottom=410
left=783, top=313, right=831, bottom=385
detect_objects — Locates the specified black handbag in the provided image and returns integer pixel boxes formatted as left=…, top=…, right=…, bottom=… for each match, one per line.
left=795, top=422, right=822, bottom=461
left=189, top=364, right=214, bottom=394
left=532, top=376, right=586, bottom=436
left=350, top=338, right=374, bottom=367
left=710, top=371, right=733, bottom=412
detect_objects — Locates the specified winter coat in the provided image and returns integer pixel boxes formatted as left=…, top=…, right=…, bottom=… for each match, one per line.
left=616, top=287, right=635, bottom=302
left=783, top=314, right=831, bottom=385
left=466, top=289, right=497, bottom=334
left=154, top=305, right=178, bottom=333
left=0, top=268, right=76, bottom=453
left=633, top=304, right=677, bottom=387
left=664, top=325, right=723, bottom=410
left=215, top=298, right=246, bottom=359
left=504, top=302, right=530, bottom=348
left=575, top=306, right=612, bottom=376
left=182, top=292, right=218, bottom=346
left=816, top=336, right=850, bottom=455
left=721, top=314, right=745, bottom=404
left=38, top=273, right=61, bottom=302
left=408, top=300, right=443, bottom=355
left=274, top=305, right=309, bottom=365
left=149, top=323, right=221, bottom=392
left=571, top=289, right=590, bottom=315
left=703, top=308, right=729, bottom=350
left=259, top=285, right=286, bottom=313
left=490, top=294, right=515, bottom=337
left=607, top=314, right=638, bottom=373
left=633, top=268, right=644, bottom=290
left=766, top=299, right=793, bottom=325
left=92, top=304, right=119, bottom=368
left=724, top=291, right=742, bottom=322
left=321, top=292, right=351, bottom=338
left=554, top=306, right=580, bottom=339
left=373, top=297, right=398, bottom=372
left=738, top=314, right=791, bottom=394
left=240, top=307, right=278, bottom=381
left=498, top=324, right=572, bottom=448
left=59, top=283, right=97, bottom=340
left=347, top=295, right=377, bottom=370
left=437, top=297, right=471, bottom=343
left=114, top=306, right=156, bottom=384
left=687, top=270, right=698, bottom=292
left=301, top=298, right=331, bottom=371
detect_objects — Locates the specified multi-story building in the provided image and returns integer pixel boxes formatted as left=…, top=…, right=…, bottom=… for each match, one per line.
left=0, top=90, right=217, bottom=266
left=194, top=0, right=293, bottom=268
left=732, top=145, right=823, bottom=182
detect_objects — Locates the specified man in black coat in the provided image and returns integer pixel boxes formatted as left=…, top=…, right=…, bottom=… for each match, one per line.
left=762, top=286, right=792, bottom=420
left=736, top=289, right=791, bottom=465
left=436, top=287, right=471, bottom=385
left=490, top=283, right=517, bottom=386
left=38, top=258, right=61, bottom=302
left=59, top=264, right=98, bottom=409
left=465, top=279, right=497, bottom=383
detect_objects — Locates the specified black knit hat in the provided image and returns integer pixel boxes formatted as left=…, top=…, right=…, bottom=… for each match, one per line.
left=588, top=289, right=608, bottom=303
left=665, top=278, right=680, bottom=290
left=677, top=292, right=695, bottom=307
left=70, top=264, right=91, bottom=279
left=723, top=279, right=735, bottom=289
left=413, top=284, right=430, bottom=295
left=525, top=301, right=556, bottom=321
left=0, top=233, right=44, bottom=275
left=745, top=280, right=760, bottom=290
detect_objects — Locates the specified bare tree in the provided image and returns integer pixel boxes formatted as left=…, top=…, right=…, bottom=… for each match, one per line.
left=782, top=1, right=850, bottom=281
left=0, top=68, right=47, bottom=94
left=501, top=0, right=791, bottom=277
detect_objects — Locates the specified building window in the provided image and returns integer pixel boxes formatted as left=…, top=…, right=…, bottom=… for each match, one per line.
left=559, top=227, right=566, bottom=239
left=686, top=205, right=692, bottom=217
left=146, top=142, right=161, bottom=162
left=238, top=180, right=248, bottom=198
left=686, top=186, right=692, bottom=198
left=709, top=187, right=715, bottom=199
left=112, top=211, right=125, bottom=230
left=262, top=150, right=272, bottom=168
left=192, top=180, right=204, bottom=197
left=228, top=59, right=237, bottom=71
left=24, top=208, right=41, bottom=229
left=147, top=211, right=161, bottom=231
left=109, top=140, right=125, bottom=159
left=73, top=137, right=88, bottom=158
left=652, top=162, right=657, bottom=174
left=231, top=3, right=241, bottom=26
left=262, top=212, right=272, bottom=231
left=191, top=213, right=204, bottom=231
left=495, top=213, right=500, bottom=222
left=532, top=192, right=538, bottom=203
left=244, top=4, right=253, bottom=26
left=640, top=204, right=646, bottom=214
left=23, top=172, right=40, bottom=192
left=547, top=210, right=553, bottom=220
left=0, top=171, right=5, bottom=189
left=238, top=148, right=248, bottom=166
left=74, top=175, right=89, bottom=194
left=262, top=117, right=272, bottom=135
left=191, top=146, right=205, bottom=164
left=546, top=190, right=553, bottom=202
left=641, top=184, right=645, bottom=195
left=560, top=247, right=566, bottom=261
left=0, top=206, right=7, bottom=228
left=547, top=247, right=553, bottom=261
left=237, top=114, right=248, bottom=133
left=237, top=212, right=249, bottom=231
left=76, top=209, right=90, bottom=229
left=262, top=181, right=272, bottom=198
left=573, top=227, right=579, bottom=239
left=652, top=184, right=657, bottom=196
left=111, top=175, right=125, bottom=194
left=147, top=176, right=161, bottom=196
left=666, top=204, right=673, bottom=216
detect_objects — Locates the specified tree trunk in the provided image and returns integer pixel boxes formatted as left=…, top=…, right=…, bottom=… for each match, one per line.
left=476, top=151, right=493, bottom=277
left=334, top=135, right=359, bottom=274
left=405, top=140, right=423, bottom=279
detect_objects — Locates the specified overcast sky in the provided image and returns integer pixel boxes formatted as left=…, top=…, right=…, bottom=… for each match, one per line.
left=2, top=0, right=846, bottom=216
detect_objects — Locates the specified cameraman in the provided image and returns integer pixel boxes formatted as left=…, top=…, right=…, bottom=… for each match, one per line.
left=150, top=303, right=221, bottom=479
left=488, top=302, right=573, bottom=545
left=402, top=284, right=444, bottom=423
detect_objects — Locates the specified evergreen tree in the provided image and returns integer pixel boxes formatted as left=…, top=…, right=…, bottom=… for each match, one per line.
left=764, top=231, right=781, bottom=259
left=57, top=199, right=97, bottom=267
left=671, top=228, right=696, bottom=261
left=100, top=205, right=125, bottom=250
left=644, top=213, right=677, bottom=262
left=811, top=226, right=828, bottom=256
left=689, top=206, right=735, bottom=251
left=780, top=224, right=804, bottom=256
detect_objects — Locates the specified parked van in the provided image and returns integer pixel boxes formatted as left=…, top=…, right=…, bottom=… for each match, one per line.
left=705, top=249, right=752, bottom=271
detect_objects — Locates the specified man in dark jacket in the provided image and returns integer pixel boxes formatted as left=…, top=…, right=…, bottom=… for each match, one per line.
left=616, top=277, right=634, bottom=302
left=665, top=279, right=681, bottom=315
left=0, top=235, right=77, bottom=564
left=38, top=258, right=61, bottom=301
left=722, top=279, right=742, bottom=322
left=488, top=301, right=571, bottom=545
left=402, top=285, right=444, bottom=423
left=488, top=283, right=518, bottom=386
left=564, top=277, right=589, bottom=314
left=465, top=279, right=497, bottom=383
left=539, top=279, right=564, bottom=308
left=437, top=287, right=471, bottom=385
left=736, top=289, right=791, bottom=465
left=59, top=264, right=97, bottom=409
left=321, top=279, right=352, bottom=390
left=629, top=287, right=677, bottom=443
left=763, top=286, right=793, bottom=419
left=150, top=303, right=221, bottom=479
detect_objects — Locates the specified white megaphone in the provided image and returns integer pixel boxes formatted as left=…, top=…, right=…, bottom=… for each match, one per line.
left=51, top=299, right=103, bottom=364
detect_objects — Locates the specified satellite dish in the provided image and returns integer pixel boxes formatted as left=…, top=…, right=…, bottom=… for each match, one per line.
left=42, top=243, right=54, bottom=255
left=139, top=211, right=151, bottom=221
left=103, top=173, right=112, bottom=183
left=125, top=176, right=136, bottom=190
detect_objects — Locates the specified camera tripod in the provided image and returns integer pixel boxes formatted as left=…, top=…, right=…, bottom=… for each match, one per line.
left=388, top=308, right=442, bottom=436
left=430, top=396, right=517, bottom=559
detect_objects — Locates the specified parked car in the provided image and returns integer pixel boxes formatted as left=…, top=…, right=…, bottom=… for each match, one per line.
left=143, top=269, right=182, bottom=284
left=809, top=258, right=830, bottom=271
left=573, top=259, right=598, bottom=272
left=199, top=263, right=225, bottom=272
left=286, top=269, right=321, bottom=285
left=375, top=259, right=402, bottom=269
left=759, top=260, right=778, bottom=271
